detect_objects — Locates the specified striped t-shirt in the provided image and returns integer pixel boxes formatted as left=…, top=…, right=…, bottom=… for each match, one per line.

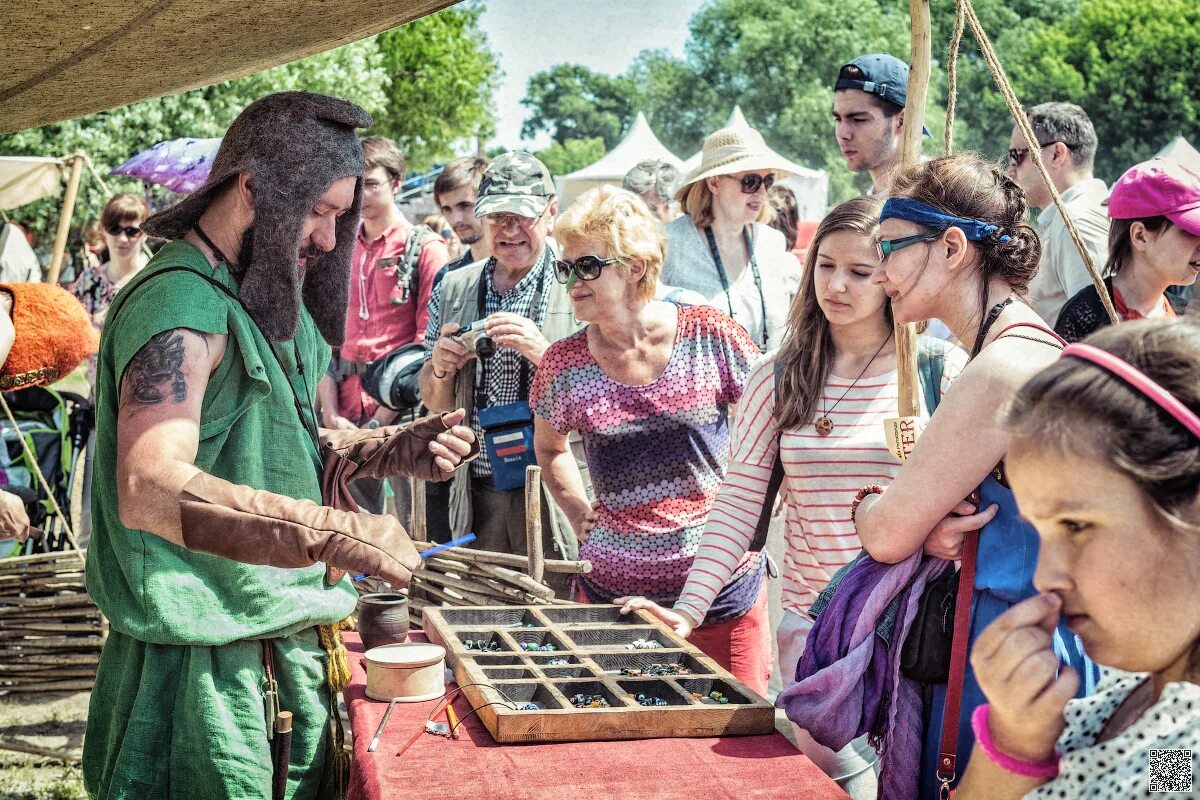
left=674, top=345, right=967, bottom=623
left=530, top=304, right=760, bottom=602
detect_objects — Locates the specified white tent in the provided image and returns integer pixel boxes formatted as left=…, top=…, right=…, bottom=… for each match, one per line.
left=683, top=106, right=829, bottom=220
left=556, top=113, right=684, bottom=208
left=1155, top=135, right=1200, bottom=175
left=0, top=156, right=67, bottom=211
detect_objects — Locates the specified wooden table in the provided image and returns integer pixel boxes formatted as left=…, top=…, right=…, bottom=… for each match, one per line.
left=344, top=632, right=848, bottom=800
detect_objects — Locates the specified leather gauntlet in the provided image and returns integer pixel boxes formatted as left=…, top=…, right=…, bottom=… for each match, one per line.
left=178, top=472, right=421, bottom=587
left=319, top=412, right=479, bottom=485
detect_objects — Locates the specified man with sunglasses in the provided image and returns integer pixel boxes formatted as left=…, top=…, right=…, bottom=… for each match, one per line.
left=420, top=151, right=582, bottom=584
left=1005, top=102, right=1110, bottom=325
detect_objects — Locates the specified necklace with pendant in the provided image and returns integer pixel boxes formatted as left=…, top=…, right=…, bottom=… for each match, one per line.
left=814, top=332, right=893, bottom=436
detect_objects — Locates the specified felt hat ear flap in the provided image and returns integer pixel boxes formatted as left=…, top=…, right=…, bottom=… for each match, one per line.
left=302, top=179, right=361, bottom=347
left=237, top=200, right=304, bottom=342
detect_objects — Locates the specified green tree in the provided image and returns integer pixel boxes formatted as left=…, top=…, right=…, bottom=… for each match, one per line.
left=521, top=65, right=639, bottom=149
left=374, top=2, right=500, bottom=170
left=626, top=50, right=722, bottom=158
left=534, top=138, right=607, bottom=177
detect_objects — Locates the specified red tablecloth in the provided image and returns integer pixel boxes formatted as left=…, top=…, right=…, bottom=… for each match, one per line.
left=344, top=632, right=847, bottom=800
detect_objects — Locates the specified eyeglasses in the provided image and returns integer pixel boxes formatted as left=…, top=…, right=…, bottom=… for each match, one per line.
left=105, top=224, right=143, bottom=238
left=721, top=173, right=775, bottom=194
left=484, top=209, right=546, bottom=229
left=553, top=255, right=620, bottom=284
left=1007, top=141, right=1074, bottom=168
left=876, top=231, right=942, bottom=262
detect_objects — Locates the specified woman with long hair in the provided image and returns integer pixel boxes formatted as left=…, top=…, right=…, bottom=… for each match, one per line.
left=621, top=196, right=966, bottom=797
left=847, top=155, right=1097, bottom=798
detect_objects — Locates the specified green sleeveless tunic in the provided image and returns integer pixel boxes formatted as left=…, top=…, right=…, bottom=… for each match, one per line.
left=83, top=241, right=356, bottom=799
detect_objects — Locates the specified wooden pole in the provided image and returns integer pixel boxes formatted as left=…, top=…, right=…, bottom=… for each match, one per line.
left=524, top=465, right=545, bottom=584
left=884, top=0, right=932, bottom=460
left=409, top=477, right=427, bottom=543
left=47, top=151, right=85, bottom=285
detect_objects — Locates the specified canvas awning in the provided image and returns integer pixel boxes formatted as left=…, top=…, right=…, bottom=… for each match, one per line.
left=0, top=156, right=66, bottom=210
left=0, top=0, right=455, bottom=134
left=1155, top=136, right=1200, bottom=175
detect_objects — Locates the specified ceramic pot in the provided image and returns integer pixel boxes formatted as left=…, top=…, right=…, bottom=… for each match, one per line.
left=357, top=593, right=410, bottom=650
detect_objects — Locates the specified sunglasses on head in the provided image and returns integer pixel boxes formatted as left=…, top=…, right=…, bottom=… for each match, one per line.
left=875, top=231, right=942, bottom=262
left=553, top=255, right=619, bottom=284
left=722, top=173, right=775, bottom=194
left=105, top=224, right=143, bottom=238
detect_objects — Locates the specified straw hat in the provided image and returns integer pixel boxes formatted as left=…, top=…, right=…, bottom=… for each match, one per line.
left=682, top=127, right=807, bottom=187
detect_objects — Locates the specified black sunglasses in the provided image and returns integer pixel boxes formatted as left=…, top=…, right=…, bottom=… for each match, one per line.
left=105, top=224, right=143, bottom=238
left=1007, top=141, right=1074, bottom=168
left=554, top=256, right=619, bottom=284
left=876, top=231, right=942, bottom=262
left=722, top=173, right=775, bottom=194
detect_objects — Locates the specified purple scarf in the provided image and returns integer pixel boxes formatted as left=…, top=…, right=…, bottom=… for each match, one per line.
left=776, top=550, right=951, bottom=800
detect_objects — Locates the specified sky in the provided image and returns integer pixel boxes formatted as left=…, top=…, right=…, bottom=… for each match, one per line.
left=477, top=0, right=707, bottom=151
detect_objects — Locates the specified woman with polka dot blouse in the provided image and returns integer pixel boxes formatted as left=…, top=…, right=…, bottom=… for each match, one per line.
left=954, top=319, right=1200, bottom=799
left=530, top=186, right=769, bottom=693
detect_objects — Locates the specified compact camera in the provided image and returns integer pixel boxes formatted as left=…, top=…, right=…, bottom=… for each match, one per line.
left=455, top=320, right=495, bottom=358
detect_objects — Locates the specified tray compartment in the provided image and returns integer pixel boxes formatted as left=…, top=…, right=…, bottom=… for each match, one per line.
left=527, top=653, right=580, bottom=666
left=439, top=607, right=546, bottom=628
left=539, top=605, right=642, bottom=625
left=469, top=654, right=523, bottom=666
left=676, top=678, right=756, bottom=706
left=483, top=667, right=539, bottom=680
left=563, top=626, right=673, bottom=650
left=539, top=665, right=596, bottom=679
left=554, top=680, right=627, bottom=709
left=508, top=629, right=570, bottom=653
left=589, top=651, right=711, bottom=677
left=490, top=682, right=563, bottom=710
left=617, top=678, right=693, bottom=707
left=455, top=631, right=512, bottom=653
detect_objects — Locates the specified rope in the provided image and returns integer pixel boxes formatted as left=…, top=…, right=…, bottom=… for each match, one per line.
left=958, top=0, right=1120, bottom=325
left=318, top=617, right=354, bottom=800
left=944, top=0, right=966, bottom=155
left=0, top=392, right=84, bottom=565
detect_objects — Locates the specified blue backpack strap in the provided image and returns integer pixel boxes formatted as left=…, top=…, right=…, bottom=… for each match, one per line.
left=916, top=336, right=947, bottom=414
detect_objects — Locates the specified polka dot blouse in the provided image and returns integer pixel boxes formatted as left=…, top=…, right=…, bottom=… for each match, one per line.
left=530, top=304, right=760, bottom=602
left=1026, top=670, right=1199, bottom=799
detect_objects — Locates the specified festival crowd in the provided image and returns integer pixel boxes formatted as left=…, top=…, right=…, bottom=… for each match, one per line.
left=0, top=49, right=1197, bottom=800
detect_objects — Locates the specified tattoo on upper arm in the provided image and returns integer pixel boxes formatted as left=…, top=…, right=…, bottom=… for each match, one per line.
left=122, top=330, right=192, bottom=406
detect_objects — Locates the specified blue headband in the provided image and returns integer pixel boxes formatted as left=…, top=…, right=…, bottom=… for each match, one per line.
left=880, top=198, right=1012, bottom=243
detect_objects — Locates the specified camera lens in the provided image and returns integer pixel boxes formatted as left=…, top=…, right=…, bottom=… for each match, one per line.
left=475, top=336, right=496, bottom=359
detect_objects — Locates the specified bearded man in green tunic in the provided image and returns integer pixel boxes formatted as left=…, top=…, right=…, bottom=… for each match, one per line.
left=82, top=92, right=478, bottom=800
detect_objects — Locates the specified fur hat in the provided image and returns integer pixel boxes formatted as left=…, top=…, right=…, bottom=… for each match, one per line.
left=141, top=91, right=372, bottom=344
left=0, top=284, right=98, bottom=391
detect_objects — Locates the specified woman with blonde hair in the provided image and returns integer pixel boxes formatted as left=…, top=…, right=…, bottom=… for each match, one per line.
left=661, top=126, right=803, bottom=349
left=531, top=185, right=768, bottom=691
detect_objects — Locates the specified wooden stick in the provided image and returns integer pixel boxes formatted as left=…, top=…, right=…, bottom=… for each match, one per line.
left=0, top=738, right=82, bottom=763
left=524, top=465, right=545, bottom=583
left=46, top=151, right=84, bottom=285
left=409, top=477, right=427, bottom=543
left=412, top=541, right=591, bottom=574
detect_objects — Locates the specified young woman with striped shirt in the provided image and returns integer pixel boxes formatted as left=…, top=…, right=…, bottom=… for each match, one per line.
left=619, top=196, right=966, bottom=797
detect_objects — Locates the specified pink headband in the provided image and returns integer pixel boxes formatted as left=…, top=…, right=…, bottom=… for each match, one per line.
left=1061, top=343, right=1200, bottom=440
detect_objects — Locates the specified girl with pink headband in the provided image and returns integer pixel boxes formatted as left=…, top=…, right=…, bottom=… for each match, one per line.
left=955, top=317, right=1200, bottom=798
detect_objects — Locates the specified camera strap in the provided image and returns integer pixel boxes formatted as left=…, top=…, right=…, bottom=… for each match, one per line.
left=704, top=225, right=769, bottom=349
left=473, top=256, right=550, bottom=406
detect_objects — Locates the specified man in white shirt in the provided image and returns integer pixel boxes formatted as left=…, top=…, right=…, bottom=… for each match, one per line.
left=1006, top=102, right=1110, bottom=326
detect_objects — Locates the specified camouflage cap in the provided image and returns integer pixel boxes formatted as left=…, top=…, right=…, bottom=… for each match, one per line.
left=475, top=151, right=556, bottom=218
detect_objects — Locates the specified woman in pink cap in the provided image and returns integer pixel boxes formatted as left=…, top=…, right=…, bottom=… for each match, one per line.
left=1055, top=157, right=1200, bottom=341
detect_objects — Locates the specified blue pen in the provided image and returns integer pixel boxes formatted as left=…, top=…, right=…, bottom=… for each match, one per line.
left=419, top=532, right=477, bottom=560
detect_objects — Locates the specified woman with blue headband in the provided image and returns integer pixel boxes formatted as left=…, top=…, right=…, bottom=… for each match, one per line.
left=850, top=155, right=1097, bottom=798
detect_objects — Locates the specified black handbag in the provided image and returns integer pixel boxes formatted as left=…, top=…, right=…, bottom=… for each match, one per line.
left=899, top=565, right=959, bottom=683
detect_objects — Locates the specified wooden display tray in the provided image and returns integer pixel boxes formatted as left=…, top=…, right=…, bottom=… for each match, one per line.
left=422, top=604, right=776, bottom=743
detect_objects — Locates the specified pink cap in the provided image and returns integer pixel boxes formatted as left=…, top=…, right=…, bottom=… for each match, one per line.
left=1108, top=157, right=1200, bottom=235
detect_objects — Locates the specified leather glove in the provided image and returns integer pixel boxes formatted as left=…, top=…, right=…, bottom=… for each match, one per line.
left=178, top=472, right=421, bottom=587
left=319, top=412, right=479, bottom=485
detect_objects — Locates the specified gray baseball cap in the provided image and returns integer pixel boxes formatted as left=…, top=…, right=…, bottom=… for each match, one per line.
left=474, top=151, right=555, bottom=218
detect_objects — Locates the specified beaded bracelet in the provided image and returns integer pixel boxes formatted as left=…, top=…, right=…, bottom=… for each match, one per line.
left=850, top=484, right=885, bottom=522
left=970, top=704, right=1061, bottom=779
